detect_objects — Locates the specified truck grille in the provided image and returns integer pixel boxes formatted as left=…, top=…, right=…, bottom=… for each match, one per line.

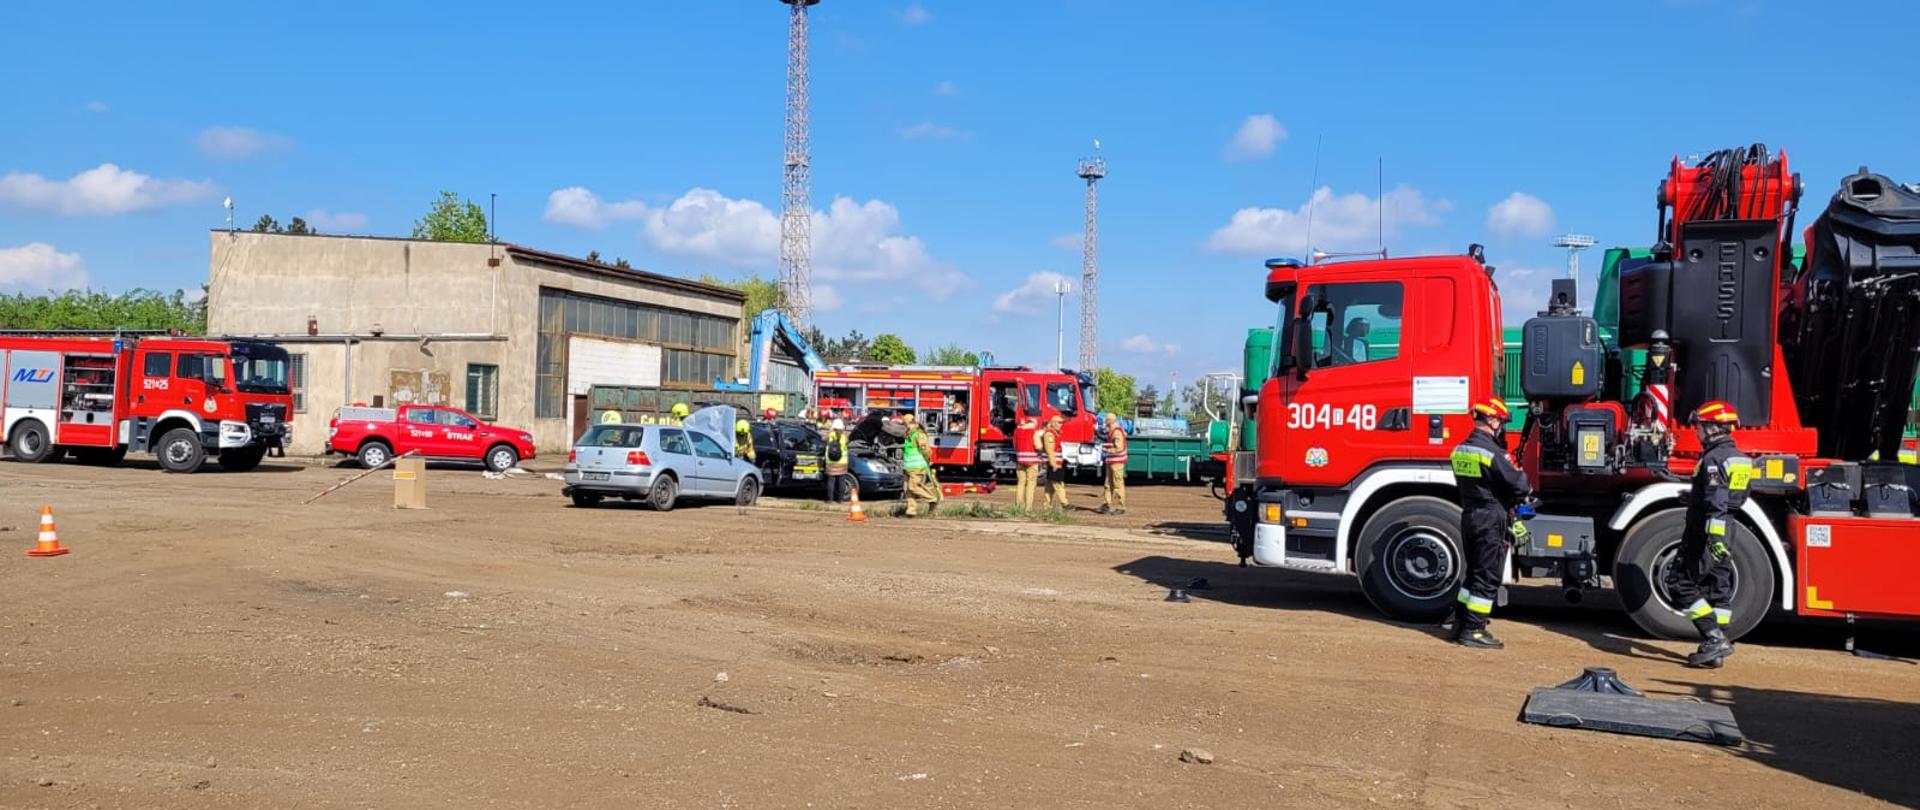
left=247, top=403, right=289, bottom=437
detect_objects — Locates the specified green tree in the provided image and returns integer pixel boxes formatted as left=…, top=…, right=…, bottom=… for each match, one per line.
left=411, top=191, right=490, bottom=242
left=251, top=214, right=280, bottom=233
left=807, top=328, right=868, bottom=363
left=0, top=289, right=206, bottom=334
left=1093, top=368, right=1138, bottom=416
left=922, top=343, right=980, bottom=366
left=697, top=273, right=783, bottom=318
left=614, top=258, right=631, bottom=269
left=285, top=217, right=312, bottom=235
left=585, top=250, right=602, bottom=263
left=868, top=333, right=916, bottom=364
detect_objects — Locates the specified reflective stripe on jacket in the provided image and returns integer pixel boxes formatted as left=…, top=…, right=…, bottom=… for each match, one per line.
left=1102, top=430, right=1128, bottom=464
left=1014, top=424, right=1039, bottom=464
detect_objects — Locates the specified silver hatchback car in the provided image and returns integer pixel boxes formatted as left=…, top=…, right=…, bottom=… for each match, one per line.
left=562, top=412, right=762, bottom=510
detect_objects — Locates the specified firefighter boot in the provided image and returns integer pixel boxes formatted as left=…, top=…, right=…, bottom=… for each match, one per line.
left=1687, top=622, right=1734, bottom=669
left=1437, top=604, right=1465, bottom=640
left=1457, top=627, right=1504, bottom=650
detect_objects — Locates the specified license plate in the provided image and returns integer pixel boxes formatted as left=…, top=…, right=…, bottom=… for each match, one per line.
left=581, top=472, right=610, bottom=481
left=261, top=416, right=276, bottom=424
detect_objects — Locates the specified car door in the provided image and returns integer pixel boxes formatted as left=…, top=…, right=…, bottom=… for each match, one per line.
left=781, top=424, right=823, bottom=484
left=400, top=407, right=443, bottom=456
left=656, top=428, right=697, bottom=489
left=687, top=431, right=732, bottom=496
left=440, top=409, right=484, bottom=459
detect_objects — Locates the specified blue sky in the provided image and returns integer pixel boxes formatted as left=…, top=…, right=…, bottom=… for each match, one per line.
left=3, top=1, right=1916, bottom=393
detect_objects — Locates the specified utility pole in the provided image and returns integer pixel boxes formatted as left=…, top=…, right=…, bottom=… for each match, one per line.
left=1077, top=143, right=1106, bottom=372
left=778, top=0, right=821, bottom=331
left=1053, top=279, right=1072, bottom=369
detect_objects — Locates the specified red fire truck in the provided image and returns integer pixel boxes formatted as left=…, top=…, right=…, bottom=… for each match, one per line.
left=0, top=331, right=295, bottom=473
left=814, top=365, right=1100, bottom=473
left=1224, top=147, right=1920, bottom=640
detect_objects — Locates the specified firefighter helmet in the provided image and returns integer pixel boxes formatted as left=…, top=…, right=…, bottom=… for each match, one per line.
left=1691, top=400, right=1740, bottom=425
left=735, top=419, right=751, bottom=434
left=763, top=408, right=778, bottom=421
left=1470, top=398, right=1511, bottom=421
left=671, top=402, right=690, bottom=419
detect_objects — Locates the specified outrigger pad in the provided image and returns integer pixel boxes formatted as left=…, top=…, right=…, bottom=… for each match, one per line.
left=1521, top=670, right=1743, bottom=746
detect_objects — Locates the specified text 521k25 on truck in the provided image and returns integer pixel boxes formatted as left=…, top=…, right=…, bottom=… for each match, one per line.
left=1225, top=146, right=1920, bottom=640
left=0, top=330, right=294, bottom=472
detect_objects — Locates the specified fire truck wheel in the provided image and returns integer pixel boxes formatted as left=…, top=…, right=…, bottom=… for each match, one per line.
left=483, top=445, right=519, bottom=473
left=356, top=441, right=393, bottom=469
left=1614, top=509, right=1774, bottom=642
left=156, top=428, right=206, bottom=473
left=648, top=474, right=679, bottom=512
left=1354, top=496, right=1466, bottom=623
left=8, top=420, right=57, bottom=464
left=219, top=446, right=268, bottom=472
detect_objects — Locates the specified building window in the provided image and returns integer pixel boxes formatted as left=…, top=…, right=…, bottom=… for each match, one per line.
left=466, top=364, right=499, bottom=420
left=537, top=286, right=739, bottom=416
left=289, top=353, right=307, bottom=413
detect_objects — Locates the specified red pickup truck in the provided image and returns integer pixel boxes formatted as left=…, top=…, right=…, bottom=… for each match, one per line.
left=327, top=404, right=536, bottom=472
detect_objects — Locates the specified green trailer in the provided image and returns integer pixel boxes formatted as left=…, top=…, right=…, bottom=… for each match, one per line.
left=1123, top=434, right=1210, bottom=481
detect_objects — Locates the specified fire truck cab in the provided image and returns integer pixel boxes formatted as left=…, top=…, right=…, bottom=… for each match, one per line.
left=1, top=332, right=294, bottom=473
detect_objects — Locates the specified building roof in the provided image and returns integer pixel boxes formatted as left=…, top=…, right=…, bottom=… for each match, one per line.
left=504, top=245, right=746, bottom=303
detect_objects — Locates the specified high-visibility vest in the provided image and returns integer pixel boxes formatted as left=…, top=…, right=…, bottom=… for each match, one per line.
left=1040, top=429, right=1062, bottom=466
left=902, top=429, right=930, bottom=471
left=1103, top=430, right=1128, bottom=465
left=825, top=432, right=850, bottom=474
left=1014, top=424, right=1039, bottom=465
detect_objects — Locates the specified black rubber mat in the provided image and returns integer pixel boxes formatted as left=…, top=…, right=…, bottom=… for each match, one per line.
left=1522, top=688, right=1743, bottom=746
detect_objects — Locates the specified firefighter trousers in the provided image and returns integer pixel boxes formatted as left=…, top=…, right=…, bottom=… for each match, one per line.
left=1044, top=466, right=1069, bottom=509
left=1102, top=463, right=1127, bottom=511
left=825, top=469, right=851, bottom=503
left=1015, top=464, right=1039, bottom=510
left=1455, top=507, right=1507, bottom=632
left=904, top=469, right=939, bottom=516
left=1670, top=528, right=1735, bottom=635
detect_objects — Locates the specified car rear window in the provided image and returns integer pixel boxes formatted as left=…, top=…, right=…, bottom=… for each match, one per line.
left=579, top=425, right=645, bottom=448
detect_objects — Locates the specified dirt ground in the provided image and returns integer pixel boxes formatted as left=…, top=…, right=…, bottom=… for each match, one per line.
left=1, top=460, right=1916, bottom=809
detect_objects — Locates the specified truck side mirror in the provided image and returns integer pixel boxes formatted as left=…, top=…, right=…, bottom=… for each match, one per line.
left=1288, top=298, right=1317, bottom=380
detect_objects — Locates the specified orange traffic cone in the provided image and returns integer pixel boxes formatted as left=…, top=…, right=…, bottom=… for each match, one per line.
left=27, top=506, right=68, bottom=557
left=847, top=486, right=868, bottom=524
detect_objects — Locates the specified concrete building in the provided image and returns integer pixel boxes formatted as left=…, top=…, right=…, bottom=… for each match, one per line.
left=206, top=231, right=746, bottom=455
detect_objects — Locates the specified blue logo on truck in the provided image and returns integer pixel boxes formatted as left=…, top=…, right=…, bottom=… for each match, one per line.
left=11, top=368, right=53, bottom=384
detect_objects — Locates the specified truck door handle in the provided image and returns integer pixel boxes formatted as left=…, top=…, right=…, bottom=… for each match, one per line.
left=1378, top=407, right=1410, bottom=431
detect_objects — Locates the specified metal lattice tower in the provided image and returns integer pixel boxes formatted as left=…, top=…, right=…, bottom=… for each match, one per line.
left=1076, top=147, right=1106, bottom=372
left=778, top=0, right=820, bottom=331
left=1552, top=233, right=1596, bottom=281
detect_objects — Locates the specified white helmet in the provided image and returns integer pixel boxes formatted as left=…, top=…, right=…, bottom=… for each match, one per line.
left=830, top=418, right=846, bottom=431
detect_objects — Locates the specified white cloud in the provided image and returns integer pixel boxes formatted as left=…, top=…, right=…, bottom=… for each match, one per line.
left=1050, top=233, right=1082, bottom=252
left=549, top=186, right=969, bottom=298
left=811, top=284, right=844, bottom=313
left=1120, top=334, right=1180, bottom=355
left=1224, top=114, right=1287, bottom=162
left=0, top=243, right=89, bottom=292
left=934, top=80, right=957, bottom=96
left=305, top=209, right=369, bottom=232
left=84, top=101, right=109, bottom=114
left=899, top=122, right=969, bottom=141
left=0, top=163, right=214, bottom=216
left=1496, top=266, right=1550, bottom=319
left=1487, top=192, right=1556, bottom=238
left=993, top=271, right=1072, bottom=315
left=1204, top=185, right=1452, bottom=255
left=542, top=186, right=648, bottom=229
left=901, top=2, right=930, bottom=25
left=195, top=126, right=292, bottom=159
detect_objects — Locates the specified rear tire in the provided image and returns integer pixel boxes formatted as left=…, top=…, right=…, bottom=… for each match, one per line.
left=9, top=420, right=55, bottom=464
left=1354, top=496, right=1466, bottom=623
left=484, top=444, right=519, bottom=473
left=736, top=477, right=760, bottom=507
left=156, top=428, right=206, bottom=473
left=357, top=441, right=393, bottom=469
left=648, top=475, right=679, bottom=512
left=570, top=492, right=603, bottom=508
left=219, top=446, right=267, bottom=472
left=1614, top=508, right=1774, bottom=641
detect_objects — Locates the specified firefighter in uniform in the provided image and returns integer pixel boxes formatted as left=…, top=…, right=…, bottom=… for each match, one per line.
left=670, top=402, right=690, bottom=425
left=1013, top=415, right=1041, bottom=510
left=1099, top=413, right=1128, bottom=515
left=1675, top=400, right=1752, bottom=668
left=1040, top=415, right=1070, bottom=509
left=1447, top=398, right=1531, bottom=650
left=901, top=413, right=939, bottom=517
left=734, top=419, right=756, bottom=463
left=824, top=418, right=852, bottom=503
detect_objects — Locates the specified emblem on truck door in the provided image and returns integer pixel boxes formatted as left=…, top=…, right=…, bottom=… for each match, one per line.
left=1305, top=447, right=1329, bottom=467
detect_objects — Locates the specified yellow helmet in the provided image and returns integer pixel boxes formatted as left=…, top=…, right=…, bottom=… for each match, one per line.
left=735, top=419, right=751, bottom=434
left=671, top=402, right=690, bottom=418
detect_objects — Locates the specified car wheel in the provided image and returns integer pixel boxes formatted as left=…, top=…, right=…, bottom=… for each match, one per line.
left=357, top=441, right=393, bottom=469
left=1614, top=508, right=1773, bottom=641
left=9, top=420, right=55, bottom=464
left=1354, top=496, right=1465, bottom=623
left=570, top=492, right=603, bottom=508
left=484, top=445, right=519, bottom=473
left=648, top=475, right=679, bottom=512
left=219, top=446, right=267, bottom=472
left=736, top=477, right=760, bottom=507
left=156, top=428, right=207, bottom=474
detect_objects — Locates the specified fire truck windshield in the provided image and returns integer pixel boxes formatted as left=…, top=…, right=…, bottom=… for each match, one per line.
left=229, top=342, right=292, bottom=395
